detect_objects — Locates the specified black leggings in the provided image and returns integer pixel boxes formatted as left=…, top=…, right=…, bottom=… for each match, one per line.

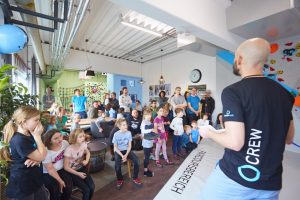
left=43, top=169, right=73, bottom=200
left=70, top=167, right=95, bottom=200
left=143, top=147, right=152, bottom=169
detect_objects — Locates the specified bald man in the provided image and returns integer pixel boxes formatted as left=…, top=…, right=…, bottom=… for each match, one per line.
left=199, top=38, right=295, bottom=200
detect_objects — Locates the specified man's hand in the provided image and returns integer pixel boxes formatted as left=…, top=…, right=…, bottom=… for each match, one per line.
left=198, top=125, right=215, bottom=139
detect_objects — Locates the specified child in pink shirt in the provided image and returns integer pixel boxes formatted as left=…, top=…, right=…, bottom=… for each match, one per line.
left=154, top=106, right=174, bottom=167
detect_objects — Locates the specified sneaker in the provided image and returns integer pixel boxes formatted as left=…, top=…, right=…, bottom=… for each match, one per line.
left=159, top=152, right=163, bottom=159
left=144, top=170, right=154, bottom=177
left=149, top=154, right=155, bottom=160
left=116, top=180, right=124, bottom=190
left=165, top=160, right=175, bottom=165
left=133, top=178, right=143, bottom=187
left=177, top=153, right=184, bottom=158
left=156, top=161, right=163, bottom=168
left=173, top=154, right=180, bottom=160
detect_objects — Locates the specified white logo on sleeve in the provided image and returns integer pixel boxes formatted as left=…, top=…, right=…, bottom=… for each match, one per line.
left=224, top=110, right=234, bottom=117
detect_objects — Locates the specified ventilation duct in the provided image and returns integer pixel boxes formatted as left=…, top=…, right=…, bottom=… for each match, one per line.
left=227, top=0, right=300, bottom=41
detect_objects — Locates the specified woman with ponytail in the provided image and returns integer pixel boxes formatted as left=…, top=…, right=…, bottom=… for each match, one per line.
left=0, top=106, right=48, bottom=200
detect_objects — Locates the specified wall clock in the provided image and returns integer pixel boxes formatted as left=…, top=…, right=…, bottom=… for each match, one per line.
left=190, top=69, right=202, bottom=83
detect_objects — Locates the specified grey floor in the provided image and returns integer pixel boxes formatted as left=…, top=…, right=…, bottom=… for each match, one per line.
left=280, top=150, right=300, bottom=199
left=89, top=146, right=300, bottom=200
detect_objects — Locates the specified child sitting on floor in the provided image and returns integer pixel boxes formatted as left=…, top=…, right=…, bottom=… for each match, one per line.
left=181, top=125, right=195, bottom=154
left=190, top=120, right=200, bottom=150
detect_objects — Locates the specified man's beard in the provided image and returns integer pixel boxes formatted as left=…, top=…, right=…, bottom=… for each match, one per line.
left=232, top=62, right=241, bottom=76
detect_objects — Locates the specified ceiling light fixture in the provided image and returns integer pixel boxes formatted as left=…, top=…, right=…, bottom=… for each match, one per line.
left=159, top=49, right=165, bottom=85
left=139, top=57, right=145, bottom=84
left=121, top=21, right=162, bottom=37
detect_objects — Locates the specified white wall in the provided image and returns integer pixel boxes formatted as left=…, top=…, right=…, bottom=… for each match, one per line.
left=63, top=49, right=140, bottom=77
left=215, top=58, right=241, bottom=120
left=142, top=50, right=216, bottom=107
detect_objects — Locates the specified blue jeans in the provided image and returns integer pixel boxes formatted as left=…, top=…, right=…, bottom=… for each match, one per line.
left=172, top=135, right=182, bottom=155
left=199, top=165, right=279, bottom=200
left=75, top=111, right=87, bottom=119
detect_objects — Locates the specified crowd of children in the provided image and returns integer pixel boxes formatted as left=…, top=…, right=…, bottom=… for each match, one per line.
left=0, top=87, right=223, bottom=199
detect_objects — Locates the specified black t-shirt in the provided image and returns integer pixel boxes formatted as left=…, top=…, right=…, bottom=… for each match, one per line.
left=6, top=132, right=43, bottom=198
left=200, top=97, right=215, bottom=114
left=219, top=77, right=294, bottom=190
left=127, top=116, right=142, bottom=136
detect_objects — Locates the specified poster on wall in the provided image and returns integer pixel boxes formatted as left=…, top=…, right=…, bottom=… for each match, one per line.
left=188, top=84, right=207, bottom=97
left=85, top=81, right=107, bottom=106
left=149, top=83, right=171, bottom=103
left=129, top=94, right=137, bottom=103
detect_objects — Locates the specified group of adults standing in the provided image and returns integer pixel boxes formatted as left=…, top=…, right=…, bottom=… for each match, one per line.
left=166, top=86, right=215, bottom=125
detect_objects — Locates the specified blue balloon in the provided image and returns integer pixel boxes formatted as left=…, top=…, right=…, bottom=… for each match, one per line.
left=0, top=24, right=28, bottom=54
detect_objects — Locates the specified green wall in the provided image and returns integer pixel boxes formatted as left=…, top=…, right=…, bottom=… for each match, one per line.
left=57, top=70, right=107, bottom=110
left=39, top=69, right=108, bottom=111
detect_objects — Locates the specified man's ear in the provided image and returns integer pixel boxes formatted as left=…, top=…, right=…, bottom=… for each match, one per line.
left=237, top=55, right=243, bottom=66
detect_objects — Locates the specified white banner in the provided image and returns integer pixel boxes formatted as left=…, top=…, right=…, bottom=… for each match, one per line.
left=154, top=139, right=224, bottom=200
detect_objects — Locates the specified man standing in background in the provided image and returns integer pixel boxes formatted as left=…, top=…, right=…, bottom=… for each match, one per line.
left=110, top=92, right=120, bottom=110
left=119, top=87, right=132, bottom=119
left=200, top=90, right=215, bottom=125
left=187, top=87, right=201, bottom=124
left=43, top=86, right=55, bottom=110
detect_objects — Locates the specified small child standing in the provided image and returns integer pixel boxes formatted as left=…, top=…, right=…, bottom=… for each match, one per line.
left=197, top=113, right=209, bottom=127
left=70, top=114, right=80, bottom=132
left=154, top=106, right=174, bottom=167
left=140, top=109, right=156, bottom=177
left=190, top=120, right=201, bottom=150
left=162, top=104, right=171, bottom=142
left=64, top=128, right=95, bottom=200
left=112, top=119, right=142, bottom=189
left=170, top=108, right=184, bottom=160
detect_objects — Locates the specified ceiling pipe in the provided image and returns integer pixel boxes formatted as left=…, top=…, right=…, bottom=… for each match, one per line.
left=57, top=0, right=89, bottom=68
left=53, top=0, right=85, bottom=67
left=16, top=0, right=46, bottom=73
left=54, top=0, right=73, bottom=67
left=52, top=0, right=65, bottom=67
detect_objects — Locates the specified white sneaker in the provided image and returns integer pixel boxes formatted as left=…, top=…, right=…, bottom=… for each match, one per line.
left=149, top=154, right=155, bottom=160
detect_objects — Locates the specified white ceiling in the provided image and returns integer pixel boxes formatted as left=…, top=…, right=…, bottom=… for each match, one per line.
left=36, top=0, right=179, bottom=64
